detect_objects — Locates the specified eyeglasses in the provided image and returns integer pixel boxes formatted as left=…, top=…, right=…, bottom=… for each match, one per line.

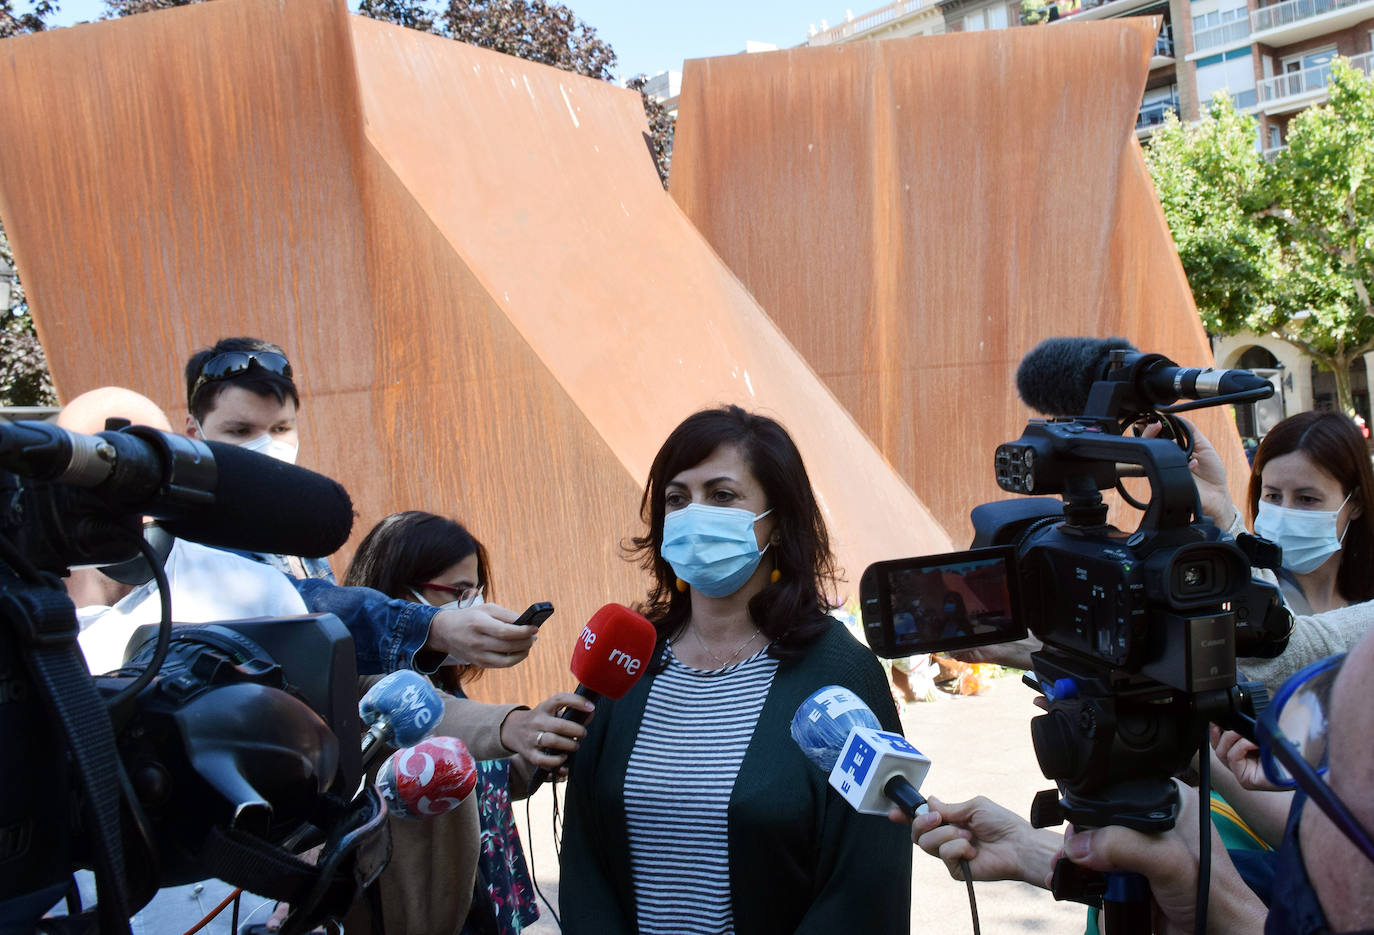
left=416, top=582, right=483, bottom=609
left=1255, top=653, right=1374, bottom=862
left=190, top=351, right=293, bottom=400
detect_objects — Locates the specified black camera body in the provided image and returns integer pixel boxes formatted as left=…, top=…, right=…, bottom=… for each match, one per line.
left=860, top=343, right=1290, bottom=838
left=0, top=420, right=382, bottom=935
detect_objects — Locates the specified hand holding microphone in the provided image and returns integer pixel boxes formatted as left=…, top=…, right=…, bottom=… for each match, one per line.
left=359, top=670, right=444, bottom=767
left=500, top=691, right=595, bottom=768
left=524, top=603, right=658, bottom=794
left=901, top=795, right=1061, bottom=887
left=375, top=735, right=478, bottom=819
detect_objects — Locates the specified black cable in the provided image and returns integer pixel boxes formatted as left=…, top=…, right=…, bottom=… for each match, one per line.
left=106, top=532, right=172, bottom=709
left=958, top=858, right=981, bottom=935
left=525, top=793, right=563, bottom=931
left=1196, top=727, right=1212, bottom=935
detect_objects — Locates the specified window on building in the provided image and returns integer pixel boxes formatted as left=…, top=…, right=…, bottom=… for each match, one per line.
left=988, top=4, right=1008, bottom=28
left=965, top=9, right=986, bottom=30
left=1279, top=46, right=1338, bottom=96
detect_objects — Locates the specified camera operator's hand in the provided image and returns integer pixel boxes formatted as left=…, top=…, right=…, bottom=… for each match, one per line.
left=1058, top=781, right=1267, bottom=935
left=889, top=795, right=1059, bottom=887
left=1141, top=417, right=1237, bottom=531
left=1212, top=725, right=1282, bottom=792
left=500, top=691, right=594, bottom=769
left=427, top=603, right=537, bottom=668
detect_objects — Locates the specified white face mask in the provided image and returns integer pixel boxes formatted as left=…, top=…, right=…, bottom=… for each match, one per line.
left=1254, top=492, right=1354, bottom=575
left=193, top=417, right=299, bottom=464
left=239, top=432, right=299, bottom=465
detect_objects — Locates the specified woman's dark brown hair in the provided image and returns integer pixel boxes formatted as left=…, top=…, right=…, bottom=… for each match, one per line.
left=626, top=405, right=839, bottom=659
left=345, top=510, right=493, bottom=686
left=1247, top=410, right=1374, bottom=603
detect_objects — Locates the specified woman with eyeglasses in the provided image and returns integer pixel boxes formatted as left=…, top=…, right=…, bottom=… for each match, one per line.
left=343, top=511, right=590, bottom=935
left=559, top=406, right=912, bottom=935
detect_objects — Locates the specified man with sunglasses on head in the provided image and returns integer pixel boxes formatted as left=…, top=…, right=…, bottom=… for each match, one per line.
left=184, top=337, right=537, bottom=674
left=896, top=634, right=1374, bottom=933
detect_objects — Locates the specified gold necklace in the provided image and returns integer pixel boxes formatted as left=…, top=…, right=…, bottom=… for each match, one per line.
left=691, top=624, right=762, bottom=668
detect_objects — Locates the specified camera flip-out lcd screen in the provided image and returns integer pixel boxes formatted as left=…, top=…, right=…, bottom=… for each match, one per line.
left=859, top=546, right=1026, bottom=658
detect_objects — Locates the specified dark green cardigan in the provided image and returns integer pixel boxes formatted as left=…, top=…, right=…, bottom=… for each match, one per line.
left=560, top=617, right=913, bottom=934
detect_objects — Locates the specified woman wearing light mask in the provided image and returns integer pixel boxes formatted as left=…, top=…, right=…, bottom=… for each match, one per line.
left=343, top=511, right=590, bottom=935
left=560, top=406, right=912, bottom=935
left=1185, top=410, right=1374, bottom=691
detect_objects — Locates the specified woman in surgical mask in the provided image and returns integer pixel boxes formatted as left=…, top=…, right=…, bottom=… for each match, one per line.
left=344, top=511, right=589, bottom=935
left=559, top=405, right=912, bottom=935
left=1243, top=411, right=1374, bottom=615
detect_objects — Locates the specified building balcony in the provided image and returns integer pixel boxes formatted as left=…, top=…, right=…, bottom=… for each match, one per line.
left=1136, top=94, right=1180, bottom=136
left=1191, top=18, right=1251, bottom=54
left=808, top=0, right=935, bottom=45
left=1256, top=50, right=1374, bottom=112
left=1150, top=25, right=1176, bottom=66
left=1250, top=0, right=1374, bottom=47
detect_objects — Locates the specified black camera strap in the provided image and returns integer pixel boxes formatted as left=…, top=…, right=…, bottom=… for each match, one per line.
left=3, top=586, right=132, bottom=934
left=200, top=786, right=390, bottom=934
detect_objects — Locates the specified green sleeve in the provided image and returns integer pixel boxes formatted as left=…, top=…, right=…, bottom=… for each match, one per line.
left=557, top=696, right=637, bottom=935
left=794, top=646, right=913, bottom=933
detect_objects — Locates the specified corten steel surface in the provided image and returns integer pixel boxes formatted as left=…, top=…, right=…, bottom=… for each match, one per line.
left=670, top=22, right=1255, bottom=543
left=0, top=0, right=950, bottom=706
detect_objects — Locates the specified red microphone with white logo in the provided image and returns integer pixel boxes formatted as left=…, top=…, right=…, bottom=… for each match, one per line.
left=375, top=735, right=478, bottom=820
left=525, top=603, right=658, bottom=792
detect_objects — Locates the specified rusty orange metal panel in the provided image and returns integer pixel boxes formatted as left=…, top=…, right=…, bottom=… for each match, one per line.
left=0, top=0, right=952, bottom=704
left=670, top=22, right=1252, bottom=543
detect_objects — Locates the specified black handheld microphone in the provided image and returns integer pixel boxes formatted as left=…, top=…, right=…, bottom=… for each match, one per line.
left=1016, top=337, right=1272, bottom=416
left=0, top=420, right=353, bottom=558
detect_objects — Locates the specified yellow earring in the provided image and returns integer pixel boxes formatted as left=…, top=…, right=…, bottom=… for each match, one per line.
left=675, top=577, right=688, bottom=593
left=770, top=568, right=782, bottom=584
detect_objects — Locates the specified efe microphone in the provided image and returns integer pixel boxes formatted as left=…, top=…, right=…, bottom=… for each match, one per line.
left=525, top=604, right=658, bottom=793
left=791, top=685, right=931, bottom=817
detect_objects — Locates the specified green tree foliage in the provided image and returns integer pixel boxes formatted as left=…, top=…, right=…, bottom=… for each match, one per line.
left=1146, top=61, right=1374, bottom=414
left=0, top=0, right=54, bottom=36
left=0, top=0, right=59, bottom=405
left=0, top=224, right=57, bottom=406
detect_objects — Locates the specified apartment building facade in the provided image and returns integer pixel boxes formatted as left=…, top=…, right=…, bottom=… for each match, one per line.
left=808, top=0, right=1374, bottom=148
left=805, top=0, right=1373, bottom=424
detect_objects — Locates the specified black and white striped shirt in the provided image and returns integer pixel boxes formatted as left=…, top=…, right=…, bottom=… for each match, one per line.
left=623, top=645, right=780, bottom=935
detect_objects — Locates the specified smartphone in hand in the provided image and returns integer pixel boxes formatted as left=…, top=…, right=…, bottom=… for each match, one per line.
left=514, top=601, right=554, bottom=629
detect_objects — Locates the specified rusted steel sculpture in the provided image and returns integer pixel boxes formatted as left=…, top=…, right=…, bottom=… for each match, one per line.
left=671, top=20, right=1253, bottom=543
left=0, top=0, right=949, bottom=703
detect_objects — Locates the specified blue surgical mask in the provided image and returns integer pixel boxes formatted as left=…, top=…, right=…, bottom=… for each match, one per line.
left=1254, top=493, right=1353, bottom=575
left=661, top=503, right=774, bottom=598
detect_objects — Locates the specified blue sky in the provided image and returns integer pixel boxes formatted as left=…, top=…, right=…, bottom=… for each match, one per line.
left=40, top=0, right=852, bottom=81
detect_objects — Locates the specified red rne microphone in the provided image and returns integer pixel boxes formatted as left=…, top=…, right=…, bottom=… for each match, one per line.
left=526, top=603, right=657, bottom=792
left=375, top=736, right=478, bottom=820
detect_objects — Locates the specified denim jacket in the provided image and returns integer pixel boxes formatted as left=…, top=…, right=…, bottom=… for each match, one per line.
left=220, top=548, right=440, bottom=674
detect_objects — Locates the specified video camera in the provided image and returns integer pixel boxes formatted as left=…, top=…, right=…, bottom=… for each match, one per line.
left=859, top=338, right=1292, bottom=856
left=0, top=419, right=383, bottom=935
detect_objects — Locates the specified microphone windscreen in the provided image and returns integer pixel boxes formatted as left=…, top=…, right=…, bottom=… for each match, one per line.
left=1016, top=336, right=1136, bottom=416
left=791, top=685, right=883, bottom=773
left=160, top=441, right=354, bottom=558
left=569, top=603, right=658, bottom=699
left=376, top=736, right=477, bottom=819
left=359, top=670, right=444, bottom=748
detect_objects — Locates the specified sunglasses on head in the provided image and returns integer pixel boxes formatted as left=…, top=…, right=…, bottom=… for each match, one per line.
left=191, top=351, right=294, bottom=399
